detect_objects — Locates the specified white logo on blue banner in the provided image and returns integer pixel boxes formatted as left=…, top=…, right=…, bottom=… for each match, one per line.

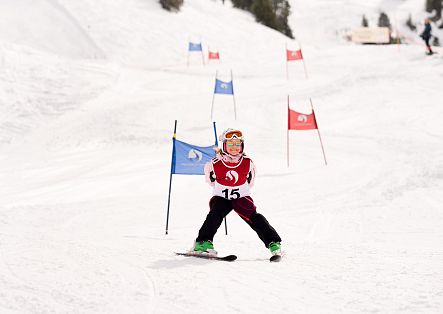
left=188, top=42, right=202, bottom=52
left=214, top=79, right=234, bottom=95
left=172, top=139, right=216, bottom=175
left=188, top=149, right=203, bottom=161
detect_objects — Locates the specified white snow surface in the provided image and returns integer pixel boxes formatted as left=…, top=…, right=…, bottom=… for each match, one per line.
left=1, top=0, right=443, bottom=313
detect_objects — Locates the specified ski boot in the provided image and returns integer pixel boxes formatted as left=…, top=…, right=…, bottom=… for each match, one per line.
left=268, top=242, right=282, bottom=256
left=193, top=240, right=217, bottom=256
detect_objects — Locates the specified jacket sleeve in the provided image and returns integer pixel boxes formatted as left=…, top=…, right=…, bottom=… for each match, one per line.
left=204, top=161, right=216, bottom=186
left=247, top=160, right=256, bottom=187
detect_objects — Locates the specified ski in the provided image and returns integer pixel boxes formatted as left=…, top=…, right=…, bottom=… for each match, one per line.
left=175, top=252, right=237, bottom=262
left=270, top=254, right=282, bottom=262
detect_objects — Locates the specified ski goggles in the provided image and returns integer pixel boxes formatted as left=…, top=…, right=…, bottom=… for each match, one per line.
left=223, top=130, right=243, bottom=141
left=226, top=140, right=242, bottom=147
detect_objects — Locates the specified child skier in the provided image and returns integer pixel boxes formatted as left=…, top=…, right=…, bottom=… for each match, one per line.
left=192, top=128, right=282, bottom=256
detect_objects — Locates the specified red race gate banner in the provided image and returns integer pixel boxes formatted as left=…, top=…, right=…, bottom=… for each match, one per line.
left=288, top=108, right=318, bottom=130
left=285, top=44, right=308, bottom=79
left=208, top=51, right=220, bottom=60
left=287, top=97, right=327, bottom=166
left=286, top=49, right=303, bottom=61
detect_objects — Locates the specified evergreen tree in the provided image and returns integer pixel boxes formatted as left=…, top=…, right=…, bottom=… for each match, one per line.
left=378, top=12, right=391, bottom=28
left=251, top=0, right=277, bottom=29
left=426, top=0, right=442, bottom=20
left=231, top=0, right=294, bottom=38
left=159, top=0, right=183, bottom=12
left=362, top=14, right=369, bottom=27
left=231, top=0, right=254, bottom=10
left=273, top=0, right=294, bottom=38
left=250, top=0, right=294, bottom=38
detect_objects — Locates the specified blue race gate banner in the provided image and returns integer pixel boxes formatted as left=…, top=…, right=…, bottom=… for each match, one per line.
left=188, top=42, right=203, bottom=52
left=214, top=79, right=234, bottom=95
left=165, top=121, right=224, bottom=235
left=172, top=140, right=216, bottom=175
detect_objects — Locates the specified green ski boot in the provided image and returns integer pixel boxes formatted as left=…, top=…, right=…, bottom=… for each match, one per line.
left=193, top=240, right=217, bottom=255
left=268, top=242, right=281, bottom=255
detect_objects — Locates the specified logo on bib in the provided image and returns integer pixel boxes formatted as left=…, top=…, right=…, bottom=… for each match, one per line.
left=188, top=149, right=203, bottom=161
left=225, top=170, right=239, bottom=184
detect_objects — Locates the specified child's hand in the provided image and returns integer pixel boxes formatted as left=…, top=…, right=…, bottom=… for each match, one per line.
left=213, top=146, right=222, bottom=155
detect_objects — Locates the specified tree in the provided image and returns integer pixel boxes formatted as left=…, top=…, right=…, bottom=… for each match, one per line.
left=231, top=0, right=294, bottom=38
left=231, top=0, right=254, bottom=9
left=362, top=14, right=369, bottom=27
left=250, top=0, right=294, bottom=38
left=159, top=0, right=183, bottom=12
left=378, top=12, right=391, bottom=28
left=251, top=0, right=277, bottom=29
left=425, top=0, right=442, bottom=20
left=273, top=0, right=294, bottom=38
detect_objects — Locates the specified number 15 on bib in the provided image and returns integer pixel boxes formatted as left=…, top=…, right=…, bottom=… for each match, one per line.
left=214, top=182, right=250, bottom=199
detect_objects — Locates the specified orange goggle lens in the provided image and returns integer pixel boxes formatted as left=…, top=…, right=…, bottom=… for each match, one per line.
left=224, top=130, right=243, bottom=140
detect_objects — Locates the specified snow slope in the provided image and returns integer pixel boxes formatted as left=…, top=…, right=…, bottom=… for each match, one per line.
left=0, top=0, right=442, bottom=313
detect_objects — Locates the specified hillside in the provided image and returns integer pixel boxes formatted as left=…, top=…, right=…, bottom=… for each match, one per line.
left=0, top=0, right=442, bottom=313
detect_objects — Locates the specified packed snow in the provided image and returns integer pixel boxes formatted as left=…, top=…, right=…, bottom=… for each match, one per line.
left=0, top=0, right=442, bottom=313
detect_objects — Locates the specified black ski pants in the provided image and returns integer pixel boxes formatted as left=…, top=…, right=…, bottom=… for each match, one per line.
left=196, top=196, right=282, bottom=248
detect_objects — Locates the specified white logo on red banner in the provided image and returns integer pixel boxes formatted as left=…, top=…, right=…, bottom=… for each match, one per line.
left=286, top=49, right=303, bottom=61
left=288, top=108, right=318, bottom=130
left=297, top=115, right=308, bottom=123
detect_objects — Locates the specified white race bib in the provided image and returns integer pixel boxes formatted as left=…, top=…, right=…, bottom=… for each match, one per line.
left=213, top=182, right=250, bottom=200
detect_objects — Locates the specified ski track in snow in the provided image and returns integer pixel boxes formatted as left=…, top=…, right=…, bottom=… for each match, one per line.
left=1, top=0, right=443, bottom=313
